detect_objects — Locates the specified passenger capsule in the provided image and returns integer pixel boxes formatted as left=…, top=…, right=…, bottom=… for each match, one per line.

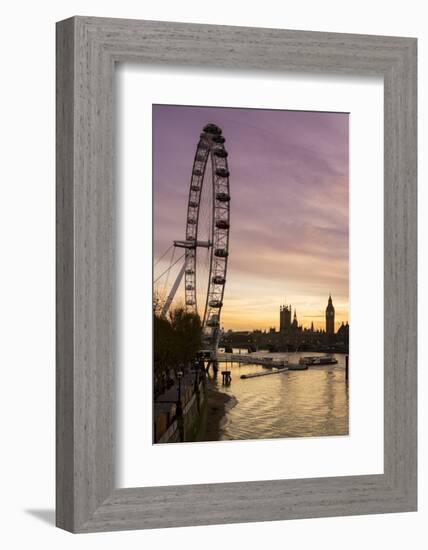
left=216, top=192, right=230, bottom=202
left=213, top=148, right=228, bottom=158
left=191, top=185, right=200, bottom=192
left=186, top=285, right=194, bottom=291
left=212, top=276, right=226, bottom=285
left=209, top=300, right=223, bottom=308
left=215, top=248, right=229, bottom=258
left=212, top=135, right=226, bottom=144
left=185, top=269, right=194, bottom=275
left=203, top=123, right=222, bottom=135
left=189, top=201, right=198, bottom=208
left=215, top=168, right=230, bottom=178
left=215, top=220, right=229, bottom=230
left=206, top=314, right=219, bottom=327
left=193, top=168, right=203, bottom=176
left=187, top=218, right=196, bottom=225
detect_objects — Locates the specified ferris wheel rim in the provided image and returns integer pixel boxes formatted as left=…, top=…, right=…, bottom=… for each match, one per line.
left=183, top=123, right=230, bottom=350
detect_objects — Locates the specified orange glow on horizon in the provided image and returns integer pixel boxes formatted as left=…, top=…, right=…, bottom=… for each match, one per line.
left=220, top=304, right=349, bottom=332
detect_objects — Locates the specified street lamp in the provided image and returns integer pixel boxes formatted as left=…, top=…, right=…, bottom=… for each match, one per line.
left=176, top=370, right=184, bottom=442
left=177, top=370, right=183, bottom=404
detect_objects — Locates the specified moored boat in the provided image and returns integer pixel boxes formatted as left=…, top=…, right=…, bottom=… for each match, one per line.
left=262, top=358, right=288, bottom=369
left=298, top=354, right=338, bottom=366
left=288, top=363, right=308, bottom=371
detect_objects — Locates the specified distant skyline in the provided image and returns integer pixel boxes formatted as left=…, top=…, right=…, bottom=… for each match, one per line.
left=153, top=104, right=349, bottom=331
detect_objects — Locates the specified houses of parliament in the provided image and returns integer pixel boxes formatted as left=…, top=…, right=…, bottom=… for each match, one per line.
left=220, top=295, right=349, bottom=353
left=279, top=294, right=337, bottom=335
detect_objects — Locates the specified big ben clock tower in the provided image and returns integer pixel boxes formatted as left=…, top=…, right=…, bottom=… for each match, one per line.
left=325, top=294, right=335, bottom=335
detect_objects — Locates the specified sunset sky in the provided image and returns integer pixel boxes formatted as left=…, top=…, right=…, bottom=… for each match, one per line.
left=153, top=104, right=349, bottom=331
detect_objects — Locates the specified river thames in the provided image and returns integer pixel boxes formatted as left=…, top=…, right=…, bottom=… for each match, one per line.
left=212, top=351, right=349, bottom=440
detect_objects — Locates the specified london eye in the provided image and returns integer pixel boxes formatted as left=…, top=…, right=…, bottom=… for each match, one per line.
left=154, top=123, right=231, bottom=357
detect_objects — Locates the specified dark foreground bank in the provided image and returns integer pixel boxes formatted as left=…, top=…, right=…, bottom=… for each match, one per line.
left=196, top=386, right=236, bottom=441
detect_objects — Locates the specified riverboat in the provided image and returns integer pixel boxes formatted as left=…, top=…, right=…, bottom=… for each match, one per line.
left=288, top=363, right=309, bottom=371
left=298, top=354, right=338, bottom=366
left=261, top=358, right=288, bottom=369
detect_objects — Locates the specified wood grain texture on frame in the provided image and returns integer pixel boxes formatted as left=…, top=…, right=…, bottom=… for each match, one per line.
left=56, top=16, right=417, bottom=532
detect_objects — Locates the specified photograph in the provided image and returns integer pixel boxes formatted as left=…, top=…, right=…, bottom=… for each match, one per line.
left=153, top=104, right=349, bottom=444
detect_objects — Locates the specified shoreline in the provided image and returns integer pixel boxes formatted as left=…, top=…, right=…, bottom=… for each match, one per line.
left=197, top=385, right=237, bottom=441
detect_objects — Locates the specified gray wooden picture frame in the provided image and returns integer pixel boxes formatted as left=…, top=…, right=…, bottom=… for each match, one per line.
left=56, top=16, right=417, bottom=533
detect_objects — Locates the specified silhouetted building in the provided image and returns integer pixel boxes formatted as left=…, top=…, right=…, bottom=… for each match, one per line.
left=279, top=304, right=292, bottom=332
left=292, top=309, right=298, bottom=329
left=326, top=294, right=335, bottom=335
left=337, top=321, right=349, bottom=348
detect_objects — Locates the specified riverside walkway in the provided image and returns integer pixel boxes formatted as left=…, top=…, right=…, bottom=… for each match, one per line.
left=153, top=370, right=202, bottom=442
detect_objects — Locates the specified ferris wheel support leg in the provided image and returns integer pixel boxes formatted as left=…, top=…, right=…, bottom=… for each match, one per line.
left=160, top=261, right=186, bottom=318
left=205, top=358, right=219, bottom=375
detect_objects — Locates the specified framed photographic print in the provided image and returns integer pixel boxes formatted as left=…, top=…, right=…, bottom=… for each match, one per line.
left=56, top=17, right=417, bottom=532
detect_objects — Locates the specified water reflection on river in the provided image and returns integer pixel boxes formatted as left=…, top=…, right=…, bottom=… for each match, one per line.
left=214, top=351, right=349, bottom=440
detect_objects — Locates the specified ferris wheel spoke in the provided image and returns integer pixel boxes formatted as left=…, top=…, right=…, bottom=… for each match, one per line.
left=154, top=244, right=173, bottom=267
left=153, top=251, right=185, bottom=284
